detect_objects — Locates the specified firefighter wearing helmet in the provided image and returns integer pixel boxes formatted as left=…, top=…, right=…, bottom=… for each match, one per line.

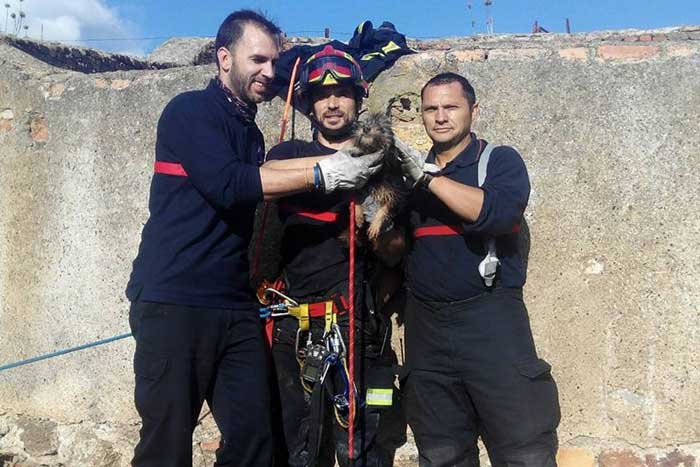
left=262, top=45, right=403, bottom=467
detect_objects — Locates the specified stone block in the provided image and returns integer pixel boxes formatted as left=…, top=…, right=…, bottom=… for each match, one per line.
left=599, top=450, right=645, bottom=467
left=559, top=47, right=589, bottom=60
left=558, top=447, right=596, bottom=467
left=667, top=46, right=698, bottom=57
left=666, top=32, right=691, bottom=40
left=29, top=115, right=48, bottom=142
left=110, top=79, right=131, bottom=90
left=597, top=45, right=660, bottom=60
left=94, top=78, right=109, bottom=89
left=645, top=450, right=697, bottom=467
left=487, top=47, right=549, bottom=60
left=17, top=417, right=58, bottom=457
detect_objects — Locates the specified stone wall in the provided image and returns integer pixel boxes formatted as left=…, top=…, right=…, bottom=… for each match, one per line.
left=1, top=26, right=699, bottom=466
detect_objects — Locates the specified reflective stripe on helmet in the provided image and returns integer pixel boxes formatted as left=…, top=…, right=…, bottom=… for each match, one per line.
left=299, top=45, right=368, bottom=97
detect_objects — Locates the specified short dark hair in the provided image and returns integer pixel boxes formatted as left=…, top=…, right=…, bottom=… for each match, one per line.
left=421, top=72, right=476, bottom=107
left=214, top=10, right=281, bottom=67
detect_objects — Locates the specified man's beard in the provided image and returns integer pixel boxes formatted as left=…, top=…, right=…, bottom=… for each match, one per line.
left=313, top=115, right=357, bottom=143
left=229, top=69, right=266, bottom=104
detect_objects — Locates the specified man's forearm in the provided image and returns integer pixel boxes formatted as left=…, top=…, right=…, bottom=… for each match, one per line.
left=259, top=155, right=331, bottom=200
left=263, top=155, right=328, bottom=170
left=259, top=166, right=316, bottom=200
left=427, top=176, right=484, bottom=222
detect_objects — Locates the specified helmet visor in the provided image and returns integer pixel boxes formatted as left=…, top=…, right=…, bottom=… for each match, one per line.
left=306, top=56, right=357, bottom=86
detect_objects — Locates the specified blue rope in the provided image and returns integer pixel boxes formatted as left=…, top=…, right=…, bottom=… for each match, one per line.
left=0, top=332, right=133, bottom=372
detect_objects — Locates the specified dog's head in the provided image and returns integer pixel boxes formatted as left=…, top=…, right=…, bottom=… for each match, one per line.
left=353, top=113, right=394, bottom=154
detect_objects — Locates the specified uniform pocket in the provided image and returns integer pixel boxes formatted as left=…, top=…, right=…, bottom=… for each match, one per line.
left=133, top=350, right=168, bottom=381
left=514, top=357, right=561, bottom=432
left=515, top=357, right=551, bottom=379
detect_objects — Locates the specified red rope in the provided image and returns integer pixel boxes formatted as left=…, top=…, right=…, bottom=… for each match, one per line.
left=347, top=197, right=356, bottom=464
left=278, top=56, right=302, bottom=148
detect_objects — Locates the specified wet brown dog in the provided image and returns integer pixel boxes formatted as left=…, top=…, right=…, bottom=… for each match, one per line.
left=350, top=112, right=407, bottom=241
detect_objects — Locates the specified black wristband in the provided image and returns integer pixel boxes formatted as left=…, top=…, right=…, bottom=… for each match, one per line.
left=313, top=164, right=325, bottom=191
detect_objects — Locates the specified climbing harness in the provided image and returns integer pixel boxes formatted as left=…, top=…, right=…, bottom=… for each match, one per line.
left=258, top=285, right=360, bottom=428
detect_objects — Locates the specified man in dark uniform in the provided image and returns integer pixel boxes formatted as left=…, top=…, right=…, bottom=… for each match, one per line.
left=395, top=72, right=561, bottom=467
left=263, top=46, right=401, bottom=467
left=125, top=12, right=384, bottom=467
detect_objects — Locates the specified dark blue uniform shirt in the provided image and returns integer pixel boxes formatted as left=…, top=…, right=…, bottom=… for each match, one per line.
left=126, top=80, right=264, bottom=309
left=266, top=140, right=361, bottom=301
left=407, top=134, right=530, bottom=302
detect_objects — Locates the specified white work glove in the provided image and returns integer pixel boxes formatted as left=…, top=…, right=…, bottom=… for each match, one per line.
left=394, top=137, right=440, bottom=189
left=316, top=150, right=384, bottom=194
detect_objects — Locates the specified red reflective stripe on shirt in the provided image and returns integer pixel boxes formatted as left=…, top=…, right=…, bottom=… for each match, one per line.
left=278, top=201, right=339, bottom=223
left=154, top=161, right=188, bottom=177
left=413, top=225, right=465, bottom=238
left=296, top=210, right=339, bottom=222
left=414, top=223, right=521, bottom=238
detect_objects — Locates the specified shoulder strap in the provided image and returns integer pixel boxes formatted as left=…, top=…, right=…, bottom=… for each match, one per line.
left=477, top=143, right=496, bottom=188
left=477, top=143, right=499, bottom=287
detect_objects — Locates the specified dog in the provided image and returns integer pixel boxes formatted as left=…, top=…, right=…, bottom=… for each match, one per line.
left=349, top=112, right=408, bottom=241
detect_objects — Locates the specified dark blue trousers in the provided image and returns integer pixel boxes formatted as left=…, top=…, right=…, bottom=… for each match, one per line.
left=402, top=288, right=560, bottom=467
left=129, top=301, right=273, bottom=467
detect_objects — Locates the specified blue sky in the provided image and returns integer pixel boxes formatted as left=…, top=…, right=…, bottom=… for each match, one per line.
left=4, top=0, right=699, bottom=56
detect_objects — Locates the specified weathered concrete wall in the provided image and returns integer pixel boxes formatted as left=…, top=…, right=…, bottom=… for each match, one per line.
left=1, top=27, right=699, bottom=466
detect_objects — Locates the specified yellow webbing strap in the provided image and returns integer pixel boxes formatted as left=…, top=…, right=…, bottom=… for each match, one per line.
left=324, top=301, right=334, bottom=334
left=287, top=304, right=310, bottom=331
left=287, top=300, right=335, bottom=333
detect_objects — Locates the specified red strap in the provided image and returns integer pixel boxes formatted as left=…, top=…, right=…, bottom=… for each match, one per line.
left=414, top=224, right=465, bottom=238
left=303, top=296, right=351, bottom=318
left=264, top=318, right=274, bottom=349
left=278, top=201, right=339, bottom=223
left=308, top=302, right=330, bottom=318
left=337, top=294, right=349, bottom=312
left=154, top=161, right=188, bottom=177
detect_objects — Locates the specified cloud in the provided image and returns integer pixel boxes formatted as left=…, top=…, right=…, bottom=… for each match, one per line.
left=2, top=0, right=146, bottom=56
